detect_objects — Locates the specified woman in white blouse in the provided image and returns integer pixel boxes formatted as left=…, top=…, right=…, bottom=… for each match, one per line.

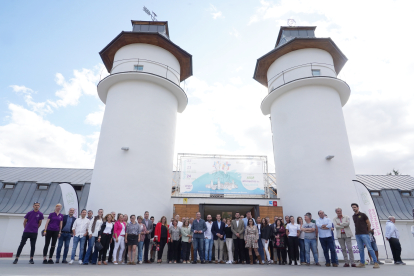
left=285, top=216, right=300, bottom=265
left=97, top=214, right=114, bottom=265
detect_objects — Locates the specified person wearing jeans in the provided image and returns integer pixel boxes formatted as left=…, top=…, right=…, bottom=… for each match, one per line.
left=191, top=212, right=207, bottom=264
left=316, top=210, right=338, bottom=267
left=204, top=215, right=214, bottom=262
left=83, top=209, right=103, bottom=265
left=333, top=208, right=355, bottom=267
left=302, top=214, right=320, bottom=266
left=136, top=216, right=147, bottom=264
left=70, top=209, right=90, bottom=265
left=297, top=216, right=306, bottom=264
left=142, top=211, right=153, bottom=264
left=56, top=208, right=76, bottom=264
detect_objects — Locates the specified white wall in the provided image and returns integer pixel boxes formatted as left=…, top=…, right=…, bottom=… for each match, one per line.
left=111, top=43, right=181, bottom=85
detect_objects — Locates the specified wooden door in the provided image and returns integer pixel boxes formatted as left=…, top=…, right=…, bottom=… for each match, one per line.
left=259, top=206, right=284, bottom=224
left=173, top=204, right=199, bottom=219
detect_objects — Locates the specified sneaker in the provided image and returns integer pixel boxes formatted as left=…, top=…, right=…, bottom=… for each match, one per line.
left=55, top=259, right=59, bottom=263
left=113, top=262, right=118, bottom=265
left=351, top=263, right=356, bottom=267
left=370, top=261, right=374, bottom=265
left=139, top=261, right=143, bottom=264
left=29, top=259, right=34, bottom=264
left=373, top=263, right=380, bottom=269
left=78, top=260, right=82, bottom=265
left=47, top=259, right=54, bottom=264
left=13, top=259, right=18, bottom=264
left=43, top=260, right=48, bottom=264
left=356, top=263, right=365, bottom=268
left=62, top=260, right=68, bottom=264
left=344, top=263, right=350, bottom=267
left=378, top=261, right=384, bottom=264
left=69, top=260, right=74, bottom=265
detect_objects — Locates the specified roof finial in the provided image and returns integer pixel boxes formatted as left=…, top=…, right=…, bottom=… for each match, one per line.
left=143, top=6, right=157, bottom=21
left=287, top=19, right=296, bottom=27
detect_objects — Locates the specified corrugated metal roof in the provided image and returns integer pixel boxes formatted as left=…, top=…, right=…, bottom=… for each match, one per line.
left=355, top=175, right=414, bottom=191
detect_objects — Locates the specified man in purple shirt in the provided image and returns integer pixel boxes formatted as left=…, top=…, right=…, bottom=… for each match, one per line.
left=13, top=202, right=44, bottom=264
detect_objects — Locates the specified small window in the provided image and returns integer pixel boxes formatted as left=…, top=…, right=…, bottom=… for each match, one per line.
left=401, top=191, right=411, bottom=196
left=312, top=69, right=321, bottom=76
left=37, top=184, right=48, bottom=190
left=370, top=191, right=380, bottom=196
left=72, top=185, right=83, bottom=191
left=134, top=65, right=144, bottom=71
left=3, top=183, right=15, bottom=189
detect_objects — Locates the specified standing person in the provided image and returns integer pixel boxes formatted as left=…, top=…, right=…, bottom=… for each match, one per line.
left=82, top=210, right=94, bottom=263
left=385, top=216, right=405, bottom=265
left=167, top=217, right=174, bottom=262
left=351, top=203, right=380, bottom=269
left=224, top=218, right=233, bottom=264
left=180, top=219, right=192, bottom=263
left=70, top=209, right=90, bottom=265
left=97, top=214, right=114, bottom=265
left=56, top=208, right=76, bottom=264
left=107, top=211, right=116, bottom=263
left=367, top=226, right=383, bottom=265
left=169, top=219, right=181, bottom=263
left=267, top=217, right=274, bottom=263
left=42, top=203, right=63, bottom=264
left=170, top=215, right=183, bottom=263
left=256, top=216, right=265, bottom=264
left=149, top=216, right=156, bottom=262
left=125, top=215, right=139, bottom=265
left=242, top=212, right=256, bottom=264
left=302, top=214, right=320, bottom=266
left=189, top=217, right=194, bottom=262
left=13, top=202, right=44, bottom=264
left=297, top=216, right=306, bottom=265
left=244, top=218, right=263, bottom=265
left=122, top=213, right=128, bottom=264
left=204, top=214, right=213, bottom=263
left=83, top=209, right=103, bottom=265
left=154, top=216, right=170, bottom=264
left=113, top=214, right=126, bottom=265
left=222, top=218, right=228, bottom=261
left=142, top=211, right=153, bottom=264
left=260, top=218, right=271, bottom=264
left=191, top=212, right=207, bottom=264
left=136, top=215, right=147, bottom=264
left=231, top=212, right=245, bottom=264
left=286, top=216, right=300, bottom=265
left=333, top=207, right=355, bottom=267
left=211, top=214, right=225, bottom=264
left=274, top=219, right=286, bottom=265
left=283, top=215, right=290, bottom=264
left=316, top=210, right=338, bottom=267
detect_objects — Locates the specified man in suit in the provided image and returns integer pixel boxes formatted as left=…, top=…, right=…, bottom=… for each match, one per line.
left=191, top=212, right=207, bottom=264
left=212, top=214, right=226, bottom=264
left=231, top=212, right=245, bottom=264
left=142, top=211, right=153, bottom=263
left=55, top=207, right=76, bottom=264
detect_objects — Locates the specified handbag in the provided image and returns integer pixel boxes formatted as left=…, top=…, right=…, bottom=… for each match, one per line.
left=95, top=240, right=103, bottom=251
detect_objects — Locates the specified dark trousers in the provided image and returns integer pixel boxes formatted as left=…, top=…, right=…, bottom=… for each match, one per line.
left=108, top=237, right=115, bottom=262
left=167, top=242, right=173, bottom=261
left=284, top=235, right=289, bottom=262
left=233, top=238, right=245, bottom=262
left=43, top=230, right=59, bottom=258
left=319, top=237, right=337, bottom=264
left=192, top=237, right=205, bottom=261
left=182, top=241, right=191, bottom=261
left=178, top=238, right=182, bottom=261
left=388, top=238, right=402, bottom=263
left=276, top=247, right=287, bottom=263
left=16, top=232, right=38, bottom=258
left=83, top=235, right=89, bottom=261
left=269, top=239, right=274, bottom=260
left=157, top=238, right=167, bottom=260
left=288, top=236, right=299, bottom=264
left=56, top=232, right=72, bottom=261
left=144, top=237, right=150, bottom=261
left=172, top=240, right=180, bottom=261
left=98, top=234, right=111, bottom=262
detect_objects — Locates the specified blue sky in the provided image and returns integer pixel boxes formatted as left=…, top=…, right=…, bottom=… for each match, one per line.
left=1, top=0, right=414, bottom=175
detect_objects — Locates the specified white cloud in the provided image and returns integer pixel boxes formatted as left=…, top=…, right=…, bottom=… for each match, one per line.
left=229, top=27, right=240, bottom=38
left=209, top=4, right=224, bottom=19
left=85, top=105, right=105, bottom=126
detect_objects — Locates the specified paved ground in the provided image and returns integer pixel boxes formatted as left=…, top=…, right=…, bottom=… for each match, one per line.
left=1, top=258, right=413, bottom=276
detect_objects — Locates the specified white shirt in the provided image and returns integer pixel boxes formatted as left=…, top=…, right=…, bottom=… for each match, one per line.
left=103, top=222, right=113, bottom=234
left=236, top=220, right=239, bottom=227
left=120, top=223, right=126, bottom=235
left=385, top=220, right=400, bottom=239
left=88, top=218, right=103, bottom=237
left=169, top=221, right=183, bottom=228
left=72, top=216, right=90, bottom=237
left=257, top=223, right=261, bottom=235
left=316, top=217, right=333, bottom=238
left=204, top=221, right=213, bottom=239
left=286, top=223, right=300, bottom=237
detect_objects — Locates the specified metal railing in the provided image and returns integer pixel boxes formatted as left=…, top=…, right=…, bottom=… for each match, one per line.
left=267, top=62, right=336, bottom=92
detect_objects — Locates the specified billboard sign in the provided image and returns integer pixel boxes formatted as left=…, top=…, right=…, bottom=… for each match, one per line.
left=180, top=158, right=264, bottom=195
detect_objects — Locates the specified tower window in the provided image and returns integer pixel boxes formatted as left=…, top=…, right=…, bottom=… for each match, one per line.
left=134, top=65, right=144, bottom=71
left=311, top=69, right=321, bottom=76
left=401, top=191, right=411, bottom=196
left=370, top=191, right=380, bottom=196
left=37, top=184, right=49, bottom=190
left=3, top=183, right=15, bottom=189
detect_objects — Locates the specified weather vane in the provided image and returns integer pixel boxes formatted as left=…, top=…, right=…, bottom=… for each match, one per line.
left=143, top=6, right=157, bottom=21
left=287, top=19, right=296, bottom=27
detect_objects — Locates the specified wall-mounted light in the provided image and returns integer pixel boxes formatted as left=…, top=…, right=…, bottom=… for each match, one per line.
left=326, top=155, right=334, bottom=160
left=121, top=147, right=129, bottom=151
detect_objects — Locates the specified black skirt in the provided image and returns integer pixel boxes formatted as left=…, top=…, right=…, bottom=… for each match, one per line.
left=127, top=234, right=138, bottom=246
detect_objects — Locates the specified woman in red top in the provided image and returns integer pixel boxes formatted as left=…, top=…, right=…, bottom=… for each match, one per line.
left=113, top=214, right=126, bottom=264
left=154, top=216, right=170, bottom=264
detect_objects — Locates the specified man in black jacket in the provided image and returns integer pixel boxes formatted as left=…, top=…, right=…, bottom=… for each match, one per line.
left=56, top=208, right=76, bottom=263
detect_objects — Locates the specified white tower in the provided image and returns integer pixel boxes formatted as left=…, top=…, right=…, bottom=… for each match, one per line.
left=87, top=21, right=192, bottom=219
left=253, top=26, right=359, bottom=219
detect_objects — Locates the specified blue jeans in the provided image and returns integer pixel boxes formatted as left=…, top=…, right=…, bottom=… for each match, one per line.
left=192, top=238, right=205, bottom=261
left=138, top=241, right=144, bottom=261
left=299, top=238, right=305, bottom=263
left=56, top=232, right=72, bottom=261
left=304, top=238, right=318, bottom=264
left=319, top=237, right=338, bottom=264
left=83, top=236, right=98, bottom=264
left=258, top=234, right=265, bottom=261
left=71, top=236, right=86, bottom=261
left=204, top=238, right=213, bottom=261
left=356, top=234, right=377, bottom=264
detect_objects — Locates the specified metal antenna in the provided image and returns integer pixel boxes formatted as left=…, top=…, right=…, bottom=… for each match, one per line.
left=143, top=6, right=157, bottom=21
left=287, top=19, right=296, bottom=26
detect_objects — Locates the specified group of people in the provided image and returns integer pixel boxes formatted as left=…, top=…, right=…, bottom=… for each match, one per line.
left=13, top=201, right=406, bottom=268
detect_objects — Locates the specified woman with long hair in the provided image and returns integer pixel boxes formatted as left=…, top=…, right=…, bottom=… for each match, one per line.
left=125, top=215, right=138, bottom=265
left=260, top=218, right=271, bottom=264
left=169, top=219, right=181, bottom=264
left=84, top=209, right=104, bottom=264
left=286, top=216, right=300, bottom=265
left=180, top=219, right=192, bottom=263
left=244, top=218, right=263, bottom=265
left=154, top=216, right=170, bottom=264
left=297, top=216, right=306, bottom=264
left=97, top=214, right=114, bottom=265
left=137, top=216, right=147, bottom=264
left=224, top=218, right=233, bottom=264
left=274, top=219, right=286, bottom=265
left=113, top=214, right=126, bottom=265
left=42, top=203, right=63, bottom=264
